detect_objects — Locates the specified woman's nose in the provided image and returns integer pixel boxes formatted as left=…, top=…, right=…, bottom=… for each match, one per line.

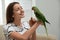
left=21, top=9, right=24, bottom=13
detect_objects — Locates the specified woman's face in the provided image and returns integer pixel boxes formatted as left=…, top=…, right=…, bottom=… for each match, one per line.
left=13, top=4, right=25, bottom=20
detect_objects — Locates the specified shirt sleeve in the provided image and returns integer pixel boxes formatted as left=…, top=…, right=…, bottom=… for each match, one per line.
left=3, top=25, right=8, bottom=34
left=8, top=27, right=15, bottom=33
left=3, top=24, right=16, bottom=37
left=7, top=26, right=15, bottom=36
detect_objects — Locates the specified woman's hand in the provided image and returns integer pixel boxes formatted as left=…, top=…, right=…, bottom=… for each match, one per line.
left=36, top=21, right=43, bottom=25
left=29, top=17, right=43, bottom=27
left=29, top=17, right=37, bottom=27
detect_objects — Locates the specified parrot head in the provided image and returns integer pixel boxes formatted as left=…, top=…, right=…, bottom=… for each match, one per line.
left=32, top=6, right=36, bottom=10
left=32, top=6, right=38, bottom=12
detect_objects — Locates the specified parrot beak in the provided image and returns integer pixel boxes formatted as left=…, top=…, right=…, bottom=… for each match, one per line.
left=32, top=7, right=34, bottom=10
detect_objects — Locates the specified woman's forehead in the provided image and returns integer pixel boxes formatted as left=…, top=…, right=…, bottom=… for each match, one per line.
left=13, top=4, right=22, bottom=9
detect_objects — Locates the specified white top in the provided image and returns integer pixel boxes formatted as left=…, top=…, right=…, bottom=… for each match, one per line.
left=3, top=22, right=30, bottom=40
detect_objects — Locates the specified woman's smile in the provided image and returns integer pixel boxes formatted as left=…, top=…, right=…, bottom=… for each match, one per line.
left=19, top=13, right=25, bottom=17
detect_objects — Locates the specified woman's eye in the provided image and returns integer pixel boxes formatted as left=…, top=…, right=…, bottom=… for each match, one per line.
left=16, top=10, right=19, bottom=11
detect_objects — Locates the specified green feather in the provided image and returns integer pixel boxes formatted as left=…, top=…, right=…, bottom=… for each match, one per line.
left=32, top=6, right=50, bottom=36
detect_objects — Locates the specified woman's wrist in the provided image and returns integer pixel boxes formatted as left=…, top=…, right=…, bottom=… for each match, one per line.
left=32, top=31, right=36, bottom=40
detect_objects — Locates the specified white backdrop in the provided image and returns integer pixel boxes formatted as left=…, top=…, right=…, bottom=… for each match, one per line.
left=0, top=0, right=3, bottom=25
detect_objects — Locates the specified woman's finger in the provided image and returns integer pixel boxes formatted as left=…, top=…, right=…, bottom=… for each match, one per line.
left=31, top=17, right=36, bottom=22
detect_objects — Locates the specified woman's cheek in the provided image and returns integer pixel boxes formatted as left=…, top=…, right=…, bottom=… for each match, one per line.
left=16, top=11, right=21, bottom=14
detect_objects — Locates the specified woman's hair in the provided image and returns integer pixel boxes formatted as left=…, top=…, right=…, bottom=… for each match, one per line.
left=6, top=2, right=19, bottom=24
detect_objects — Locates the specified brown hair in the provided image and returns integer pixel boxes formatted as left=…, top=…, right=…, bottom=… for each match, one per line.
left=6, top=2, right=19, bottom=24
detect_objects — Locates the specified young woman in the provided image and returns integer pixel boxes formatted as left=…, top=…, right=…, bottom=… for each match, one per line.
left=3, top=2, right=42, bottom=40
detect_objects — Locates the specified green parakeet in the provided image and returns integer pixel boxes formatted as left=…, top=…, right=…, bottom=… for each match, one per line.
left=32, top=6, right=50, bottom=36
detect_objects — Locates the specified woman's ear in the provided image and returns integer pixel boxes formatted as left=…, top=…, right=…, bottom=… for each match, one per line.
left=12, top=15, right=14, bottom=18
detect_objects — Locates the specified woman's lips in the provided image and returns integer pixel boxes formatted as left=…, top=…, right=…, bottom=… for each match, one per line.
left=19, top=13, right=24, bottom=16
left=19, top=13, right=24, bottom=15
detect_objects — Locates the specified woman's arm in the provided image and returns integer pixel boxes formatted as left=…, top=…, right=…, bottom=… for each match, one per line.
left=32, top=31, right=36, bottom=40
left=22, top=22, right=40, bottom=39
left=9, top=18, right=42, bottom=40
left=29, top=17, right=36, bottom=40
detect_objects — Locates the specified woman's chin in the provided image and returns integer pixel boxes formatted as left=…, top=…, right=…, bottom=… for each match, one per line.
left=21, top=16, right=25, bottom=18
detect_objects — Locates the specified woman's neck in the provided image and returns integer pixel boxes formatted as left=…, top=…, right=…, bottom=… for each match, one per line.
left=13, top=19, right=22, bottom=27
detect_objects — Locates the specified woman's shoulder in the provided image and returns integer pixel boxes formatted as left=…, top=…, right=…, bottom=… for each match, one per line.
left=3, top=23, right=12, bottom=30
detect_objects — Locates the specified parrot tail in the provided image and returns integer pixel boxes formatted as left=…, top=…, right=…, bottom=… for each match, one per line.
left=46, top=20, right=50, bottom=24
left=44, top=22, right=48, bottom=36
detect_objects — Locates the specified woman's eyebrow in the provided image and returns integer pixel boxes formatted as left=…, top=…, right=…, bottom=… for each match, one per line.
left=16, top=6, right=22, bottom=9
